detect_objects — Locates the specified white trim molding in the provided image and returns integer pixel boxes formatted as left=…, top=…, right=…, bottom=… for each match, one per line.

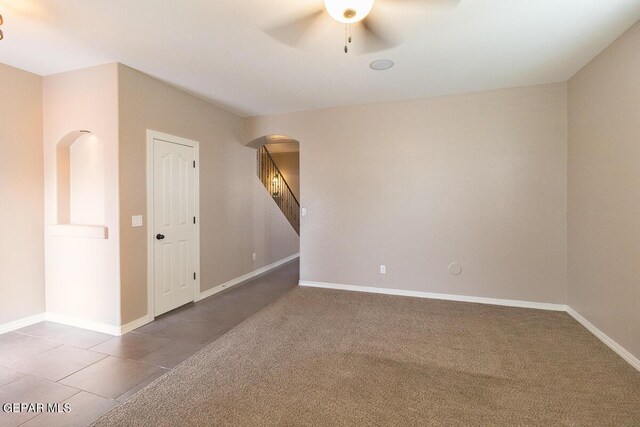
left=45, top=313, right=153, bottom=336
left=0, top=313, right=47, bottom=335
left=299, top=281, right=567, bottom=311
left=0, top=254, right=299, bottom=337
left=197, top=253, right=300, bottom=301
left=566, top=307, right=640, bottom=372
left=3, top=272, right=638, bottom=374
left=45, top=313, right=121, bottom=336
left=120, top=315, right=154, bottom=335
left=299, top=280, right=640, bottom=373
left=1, top=313, right=155, bottom=337
left=46, top=313, right=153, bottom=336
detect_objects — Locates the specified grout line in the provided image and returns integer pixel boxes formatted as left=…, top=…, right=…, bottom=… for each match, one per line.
left=5, top=262, right=301, bottom=419
left=7, top=343, right=66, bottom=372
left=113, top=368, right=170, bottom=403
left=13, top=329, right=113, bottom=351
left=81, top=389, right=124, bottom=403
left=7, top=373, right=84, bottom=424
left=10, top=331, right=67, bottom=348
left=0, top=368, right=26, bottom=389
left=52, top=352, right=109, bottom=384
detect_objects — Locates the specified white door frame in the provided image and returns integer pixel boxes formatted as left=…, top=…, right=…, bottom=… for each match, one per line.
left=146, top=129, right=201, bottom=319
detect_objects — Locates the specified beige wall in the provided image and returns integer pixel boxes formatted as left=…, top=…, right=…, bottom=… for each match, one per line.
left=245, top=83, right=568, bottom=304
left=568, top=22, right=640, bottom=359
left=0, top=64, right=45, bottom=324
left=270, top=151, right=300, bottom=201
left=118, top=65, right=299, bottom=324
left=43, top=64, right=121, bottom=327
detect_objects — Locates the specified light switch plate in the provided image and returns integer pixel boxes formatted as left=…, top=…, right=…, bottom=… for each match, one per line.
left=301, top=208, right=307, bottom=217
left=132, top=215, right=143, bottom=227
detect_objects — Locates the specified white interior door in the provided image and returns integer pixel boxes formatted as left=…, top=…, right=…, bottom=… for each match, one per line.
left=153, top=138, right=197, bottom=316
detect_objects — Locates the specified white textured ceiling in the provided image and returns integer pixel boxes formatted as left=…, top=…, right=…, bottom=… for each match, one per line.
left=0, top=0, right=639, bottom=116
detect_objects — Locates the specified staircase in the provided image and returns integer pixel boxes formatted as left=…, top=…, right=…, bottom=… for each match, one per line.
left=257, top=145, right=300, bottom=235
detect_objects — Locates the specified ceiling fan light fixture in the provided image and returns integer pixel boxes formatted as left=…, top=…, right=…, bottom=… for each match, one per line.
left=324, top=0, right=374, bottom=24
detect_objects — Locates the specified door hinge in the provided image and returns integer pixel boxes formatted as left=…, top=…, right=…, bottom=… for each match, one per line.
left=193, top=160, right=196, bottom=168
left=194, top=272, right=197, bottom=280
left=193, top=217, right=196, bottom=224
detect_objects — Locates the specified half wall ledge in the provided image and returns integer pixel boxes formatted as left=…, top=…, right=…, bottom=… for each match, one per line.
left=46, top=224, right=109, bottom=239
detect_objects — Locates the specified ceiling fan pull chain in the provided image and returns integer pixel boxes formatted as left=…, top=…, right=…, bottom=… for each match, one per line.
left=344, top=25, right=352, bottom=54
left=344, top=25, right=348, bottom=53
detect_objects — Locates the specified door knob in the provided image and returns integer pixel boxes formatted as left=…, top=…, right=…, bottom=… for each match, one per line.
left=156, top=234, right=165, bottom=240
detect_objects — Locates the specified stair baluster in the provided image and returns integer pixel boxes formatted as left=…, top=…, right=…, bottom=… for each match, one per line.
left=257, top=146, right=300, bottom=235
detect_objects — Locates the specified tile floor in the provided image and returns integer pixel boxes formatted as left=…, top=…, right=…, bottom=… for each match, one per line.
left=0, top=259, right=299, bottom=427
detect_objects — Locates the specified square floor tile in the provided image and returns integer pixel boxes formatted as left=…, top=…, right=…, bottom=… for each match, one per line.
left=0, top=333, right=61, bottom=367
left=21, top=391, right=120, bottom=427
left=11, top=345, right=107, bottom=382
left=134, top=315, right=187, bottom=335
left=17, top=322, right=113, bottom=349
left=137, top=340, right=205, bottom=368
left=15, top=322, right=72, bottom=337
left=169, top=307, right=247, bottom=336
left=59, top=356, right=161, bottom=399
left=0, top=366, right=24, bottom=387
left=170, top=303, right=221, bottom=322
left=88, top=332, right=171, bottom=360
left=115, top=369, right=169, bottom=402
left=0, top=376, right=79, bottom=426
left=153, top=320, right=229, bottom=344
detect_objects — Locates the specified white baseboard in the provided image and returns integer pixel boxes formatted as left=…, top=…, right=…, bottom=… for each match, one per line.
left=299, top=280, right=640, bottom=373
left=299, top=281, right=567, bottom=311
left=566, top=307, right=640, bottom=372
left=0, top=313, right=47, bottom=335
left=46, top=313, right=154, bottom=336
left=197, top=253, right=300, bottom=301
left=44, top=313, right=121, bottom=336
left=4, top=270, right=637, bottom=374
left=120, top=315, right=154, bottom=335
left=1, top=312, right=155, bottom=337
left=0, top=253, right=300, bottom=337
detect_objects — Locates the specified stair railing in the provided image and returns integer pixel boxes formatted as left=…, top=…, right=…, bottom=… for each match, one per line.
left=257, top=146, right=300, bottom=235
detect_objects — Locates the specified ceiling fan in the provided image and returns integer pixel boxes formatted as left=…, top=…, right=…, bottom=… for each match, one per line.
left=266, top=0, right=460, bottom=54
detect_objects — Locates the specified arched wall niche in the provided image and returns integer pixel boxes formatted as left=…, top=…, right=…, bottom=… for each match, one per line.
left=50, top=130, right=108, bottom=239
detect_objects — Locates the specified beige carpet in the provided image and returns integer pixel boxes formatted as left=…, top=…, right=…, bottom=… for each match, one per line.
left=95, top=287, right=640, bottom=426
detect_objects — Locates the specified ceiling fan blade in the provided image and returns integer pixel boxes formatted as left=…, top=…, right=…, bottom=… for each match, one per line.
left=265, top=10, right=325, bottom=48
left=358, top=15, right=399, bottom=53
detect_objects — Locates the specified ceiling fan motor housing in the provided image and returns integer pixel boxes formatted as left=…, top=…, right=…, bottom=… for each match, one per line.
left=324, top=0, right=374, bottom=24
left=343, top=9, right=357, bottom=20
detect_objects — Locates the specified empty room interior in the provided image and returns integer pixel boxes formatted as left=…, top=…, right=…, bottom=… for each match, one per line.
left=0, top=0, right=639, bottom=425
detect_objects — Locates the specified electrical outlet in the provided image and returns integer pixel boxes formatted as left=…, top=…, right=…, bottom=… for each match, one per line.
left=380, top=265, right=386, bottom=274
left=252, top=253, right=257, bottom=261
left=301, top=208, right=307, bottom=216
